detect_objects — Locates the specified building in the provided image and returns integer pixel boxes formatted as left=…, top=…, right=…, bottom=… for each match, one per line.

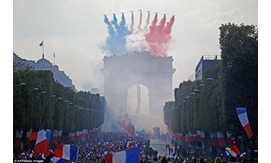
left=163, top=101, right=175, bottom=130
left=13, top=52, right=76, bottom=90
left=13, top=52, right=35, bottom=71
left=195, top=55, right=221, bottom=80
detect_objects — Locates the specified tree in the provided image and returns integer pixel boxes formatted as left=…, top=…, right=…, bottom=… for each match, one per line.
left=13, top=70, right=105, bottom=135
left=219, top=23, right=258, bottom=136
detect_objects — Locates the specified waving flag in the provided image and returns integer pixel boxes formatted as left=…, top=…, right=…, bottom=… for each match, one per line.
left=34, top=129, right=51, bottom=155
left=54, top=144, right=79, bottom=163
left=226, top=143, right=241, bottom=157
left=14, top=130, right=22, bottom=147
left=39, top=41, right=44, bottom=47
left=217, top=131, right=226, bottom=147
left=69, top=132, right=75, bottom=142
left=26, top=131, right=32, bottom=145
left=57, top=130, right=62, bottom=142
left=29, top=131, right=38, bottom=141
left=52, top=130, right=58, bottom=144
left=106, top=148, right=139, bottom=163
left=196, top=130, right=201, bottom=142
left=201, top=131, right=205, bottom=142
left=236, top=107, right=254, bottom=139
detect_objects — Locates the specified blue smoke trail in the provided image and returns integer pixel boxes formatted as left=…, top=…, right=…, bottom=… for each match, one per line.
left=104, top=15, right=115, bottom=37
left=103, top=13, right=132, bottom=56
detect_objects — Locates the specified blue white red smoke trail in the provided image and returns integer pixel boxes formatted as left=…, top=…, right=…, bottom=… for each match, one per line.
left=103, top=12, right=175, bottom=57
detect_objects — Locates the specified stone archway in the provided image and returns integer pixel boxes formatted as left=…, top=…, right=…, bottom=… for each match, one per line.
left=103, top=51, right=175, bottom=117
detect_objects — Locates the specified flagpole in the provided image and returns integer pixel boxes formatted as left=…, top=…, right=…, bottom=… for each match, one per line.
left=42, top=40, right=44, bottom=59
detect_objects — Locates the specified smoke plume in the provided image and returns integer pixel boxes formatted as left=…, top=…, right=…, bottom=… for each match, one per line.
left=144, top=11, right=150, bottom=31
left=130, top=11, right=134, bottom=32
left=117, top=114, right=135, bottom=136
left=145, top=15, right=175, bottom=57
left=138, top=10, right=142, bottom=31
left=103, top=13, right=132, bottom=55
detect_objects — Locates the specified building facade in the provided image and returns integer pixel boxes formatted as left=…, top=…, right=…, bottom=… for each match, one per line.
left=195, top=55, right=221, bottom=80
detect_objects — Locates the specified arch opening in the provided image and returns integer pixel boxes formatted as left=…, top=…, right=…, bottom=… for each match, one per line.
left=127, top=83, right=149, bottom=115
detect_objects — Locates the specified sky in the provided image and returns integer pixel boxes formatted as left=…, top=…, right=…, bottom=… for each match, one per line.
left=13, top=0, right=258, bottom=92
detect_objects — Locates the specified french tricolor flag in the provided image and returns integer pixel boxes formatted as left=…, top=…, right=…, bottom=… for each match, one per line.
left=14, top=130, right=22, bottom=147
left=34, top=129, right=51, bottom=156
left=52, top=130, right=58, bottom=144
left=57, top=130, right=62, bottom=142
left=105, top=148, right=139, bottom=163
left=53, top=144, right=79, bottom=163
left=217, top=131, right=226, bottom=147
left=226, top=144, right=241, bottom=157
left=236, top=107, right=254, bottom=139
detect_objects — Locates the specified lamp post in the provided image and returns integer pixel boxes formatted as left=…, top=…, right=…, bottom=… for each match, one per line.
left=29, top=87, right=39, bottom=128
left=39, top=90, right=46, bottom=125
left=53, top=96, right=63, bottom=129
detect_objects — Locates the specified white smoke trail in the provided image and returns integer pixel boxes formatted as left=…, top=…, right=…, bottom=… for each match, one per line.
left=138, top=10, right=142, bottom=31
left=144, top=11, right=150, bottom=31
left=130, top=11, right=134, bottom=32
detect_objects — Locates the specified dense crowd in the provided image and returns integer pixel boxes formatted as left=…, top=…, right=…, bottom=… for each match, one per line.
left=74, top=132, right=257, bottom=163
left=13, top=131, right=257, bottom=163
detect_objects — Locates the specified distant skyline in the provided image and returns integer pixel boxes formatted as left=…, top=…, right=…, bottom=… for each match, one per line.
left=13, top=0, right=257, bottom=92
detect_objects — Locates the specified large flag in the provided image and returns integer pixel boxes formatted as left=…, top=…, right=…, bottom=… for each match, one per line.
left=34, top=129, right=51, bottom=156
left=14, top=130, right=22, bottom=147
left=226, top=131, right=232, bottom=146
left=184, top=133, right=190, bottom=143
left=75, top=131, right=80, bottom=141
left=46, top=129, right=52, bottom=142
left=106, top=148, right=139, bottom=163
left=69, top=133, right=75, bottom=142
left=54, top=144, right=79, bottom=163
left=217, top=131, right=226, bottom=147
left=29, top=131, right=38, bottom=141
left=201, top=131, right=205, bottom=142
left=236, top=107, right=254, bottom=139
left=196, top=130, right=201, bottom=142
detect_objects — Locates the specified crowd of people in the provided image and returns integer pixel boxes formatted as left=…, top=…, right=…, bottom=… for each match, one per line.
left=13, top=131, right=257, bottom=163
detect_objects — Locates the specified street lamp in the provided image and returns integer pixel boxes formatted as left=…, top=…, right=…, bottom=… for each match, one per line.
left=206, top=77, right=218, bottom=82
left=53, top=96, right=63, bottom=129
left=13, top=82, right=27, bottom=93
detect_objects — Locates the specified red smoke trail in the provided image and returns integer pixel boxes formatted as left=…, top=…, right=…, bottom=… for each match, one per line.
left=164, top=16, right=175, bottom=35
left=149, top=13, right=158, bottom=33
left=145, top=15, right=175, bottom=57
left=117, top=114, right=135, bottom=136
left=156, top=15, right=167, bottom=43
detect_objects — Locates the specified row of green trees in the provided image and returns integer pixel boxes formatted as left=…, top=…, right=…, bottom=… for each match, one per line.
left=13, top=70, right=105, bottom=133
left=165, top=23, right=258, bottom=138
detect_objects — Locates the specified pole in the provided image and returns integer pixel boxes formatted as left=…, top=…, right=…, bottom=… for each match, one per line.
left=41, top=40, right=44, bottom=59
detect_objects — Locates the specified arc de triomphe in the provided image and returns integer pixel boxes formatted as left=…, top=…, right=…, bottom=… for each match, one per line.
left=103, top=51, right=175, bottom=116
